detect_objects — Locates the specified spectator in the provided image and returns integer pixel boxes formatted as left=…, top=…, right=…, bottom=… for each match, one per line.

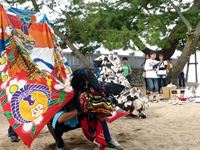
left=179, top=72, right=186, bottom=88
left=167, top=58, right=173, bottom=73
left=142, top=54, right=150, bottom=95
left=144, top=52, right=159, bottom=102
left=122, top=57, right=132, bottom=83
left=166, top=58, right=173, bottom=84
left=157, top=54, right=167, bottom=94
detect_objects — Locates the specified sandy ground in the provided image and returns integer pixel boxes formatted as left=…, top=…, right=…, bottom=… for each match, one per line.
left=1, top=101, right=200, bottom=150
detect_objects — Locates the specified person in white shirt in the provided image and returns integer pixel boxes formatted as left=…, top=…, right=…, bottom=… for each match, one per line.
left=144, top=52, right=159, bottom=102
left=157, top=54, right=167, bottom=94
left=142, top=54, right=150, bottom=95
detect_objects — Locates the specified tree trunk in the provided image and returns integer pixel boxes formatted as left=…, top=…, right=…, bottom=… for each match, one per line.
left=53, top=27, right=93, bottom=68
left=164, top=0, right=200, bottom=84
left=30, top=0, right=39, bottom=12
left=169, top=21, right=200, bottom=83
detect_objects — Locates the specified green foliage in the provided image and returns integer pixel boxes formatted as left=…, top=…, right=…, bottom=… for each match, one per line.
left=6, top=0, right=27, bottom=4
left=58, top=0, right=200, bottom=52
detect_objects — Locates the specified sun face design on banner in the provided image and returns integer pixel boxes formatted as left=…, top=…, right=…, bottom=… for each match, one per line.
left=11, top=84, right=50, bottom=124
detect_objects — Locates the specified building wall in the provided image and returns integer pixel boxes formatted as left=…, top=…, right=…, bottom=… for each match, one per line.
left=64, top=52, right=145, bottom=70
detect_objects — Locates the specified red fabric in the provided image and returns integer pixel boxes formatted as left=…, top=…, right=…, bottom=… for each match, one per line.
left=178, top=97, right=188, bottom=101
left=81, top=117, right=106, bottom=150
left=106, top=110, right=130, bottom=123
left=95, top=121, right=106, bottom=150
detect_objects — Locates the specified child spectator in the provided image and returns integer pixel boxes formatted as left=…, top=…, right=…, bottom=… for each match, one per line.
left=166, top=58, right=173, bottom=84
left=122, top=57, right=132, bottom=83
left=167, top=58, right=173, bottom=73
left=144, top=52, right=159, bottom=102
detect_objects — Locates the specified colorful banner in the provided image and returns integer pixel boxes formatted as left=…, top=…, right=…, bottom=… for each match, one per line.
left=0, top=5, right=74, bottom=147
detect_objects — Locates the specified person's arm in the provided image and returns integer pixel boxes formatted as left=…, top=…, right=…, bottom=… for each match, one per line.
left=144, top=60, right=151, bottom=71
left=164, top=61, right=168, bottom=70
left=166, top=62, right=170, bottom=72
left=144, top=60, right=148, bottom=71
left=156, top=62, right=160, bottom=72
left=58, top=110, right=79, bottom=123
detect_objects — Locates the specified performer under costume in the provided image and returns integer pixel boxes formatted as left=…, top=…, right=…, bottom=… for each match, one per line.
left=50, top=107, right=115, bottom=149
left=48, top=68, right=123, bottom=150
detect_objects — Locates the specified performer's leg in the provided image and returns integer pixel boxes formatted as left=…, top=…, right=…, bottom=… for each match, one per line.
left=8, top=126, right=20, bottom=142
left=49, top=114, right=80, bottom=150
left=101, top=120, right=111, bottom=142
left=101, top=120, right=123, bottom=150
left=50, top=123, right=65, bottom=149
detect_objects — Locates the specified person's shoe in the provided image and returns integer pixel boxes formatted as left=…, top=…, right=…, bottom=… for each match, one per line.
left=178, top=100, right=182, bottom=105
left=172, top=99, right=178, bottom=105
left=148, top=95, right=154, bottom=102
left=106, top=139, right=123, bottom=150
left=154, top=95, right=159, bottom=103
left=139, top=112, right=146, bottom=119
left=152, top=96, right=157, bottom=103
left=157, top=94, right=162, bottom=102
left=10, top=136, right=20, bottom=142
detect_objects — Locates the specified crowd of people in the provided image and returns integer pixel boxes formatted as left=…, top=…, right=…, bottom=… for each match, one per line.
left=143, top=52, right=186, bottom=102
left=143, top=52, right=167, bottom=101
left=121, top=52, right=186, bottom=103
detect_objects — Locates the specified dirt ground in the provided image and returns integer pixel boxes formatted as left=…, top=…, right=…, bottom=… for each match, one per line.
left=1, top=101, right=200, bottom=150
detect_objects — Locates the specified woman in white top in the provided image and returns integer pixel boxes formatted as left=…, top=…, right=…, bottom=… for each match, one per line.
left=142, top=54, right=150, bottom=95
left=144, top=52, right=159, bottom=102
left=157, top=54, right=167, bottom=94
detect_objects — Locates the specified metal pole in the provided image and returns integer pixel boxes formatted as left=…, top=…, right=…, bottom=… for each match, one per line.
left=194, top=52, right=198, bottom=83
left=186, top=59, right=190, bottom=82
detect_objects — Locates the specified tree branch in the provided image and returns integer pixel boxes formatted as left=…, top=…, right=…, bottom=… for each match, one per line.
left=194, top=20, right=200, bottom=37
left=30, top=0, right=39, bottom=12
left=43, top=3, right=64, bottom=16
left=168, top=0, right=193, bottom=32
